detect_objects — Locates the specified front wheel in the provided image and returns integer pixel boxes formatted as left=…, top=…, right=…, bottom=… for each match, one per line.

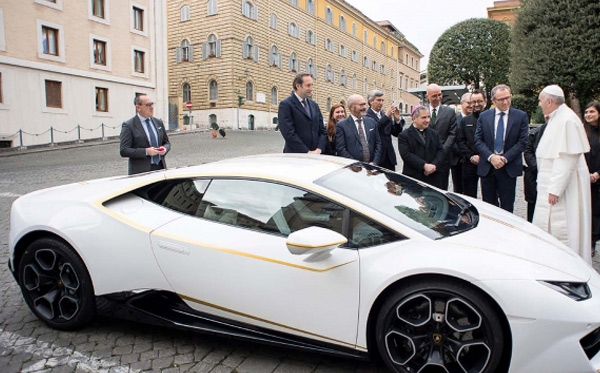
left=18, top=238, right=96, bottom=330
left=375, top=279, right=506, bottom=373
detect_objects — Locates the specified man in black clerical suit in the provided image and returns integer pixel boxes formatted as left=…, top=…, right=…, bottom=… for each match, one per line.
left=426, top=84, right=457, bottom=190
left=456, top=90, right=486, bottom=197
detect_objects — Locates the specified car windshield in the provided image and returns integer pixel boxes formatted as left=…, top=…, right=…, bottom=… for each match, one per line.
left=315, top=163, right=478, bottom=239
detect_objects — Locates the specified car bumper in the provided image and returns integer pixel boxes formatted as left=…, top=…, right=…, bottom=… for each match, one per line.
left=477, top=277, right=600, bottom=373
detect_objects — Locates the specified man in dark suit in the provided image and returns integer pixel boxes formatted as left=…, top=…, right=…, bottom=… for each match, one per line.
left=474, top=84, right=529, bottom=212
left=426, top=84, right=457, bottom=190
left=398, top=106, right=445, bottom=188
left=365, top=90, right=402, bottom=171
left=278, top=73, right=326, bottom=153
left=120, top=94, right=170, bottom=175
left=336, top=94, right=382, bottom=164
left=457, top=90, right=486, bottom=198
left=452, top=93, right=473, bottom=194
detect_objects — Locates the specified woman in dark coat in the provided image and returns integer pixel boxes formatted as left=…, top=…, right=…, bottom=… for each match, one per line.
left=584, top=102, right=600, bottom=255
left=324, top=104, right=347, bottom=155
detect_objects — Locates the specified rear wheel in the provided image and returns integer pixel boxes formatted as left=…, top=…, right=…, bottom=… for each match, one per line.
left=18, top=238, right=96, bottom=330
left=375, top=279, right=506, bottom=373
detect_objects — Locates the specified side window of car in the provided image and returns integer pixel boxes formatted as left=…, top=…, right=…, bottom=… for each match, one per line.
left=348, top=212, right=403, bottom=248
left=134, top=179, right=210, bottom=216
left=197, top=179, right=345, bottom=236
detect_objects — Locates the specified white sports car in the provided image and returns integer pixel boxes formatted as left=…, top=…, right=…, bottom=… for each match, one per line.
left=8, top=154, right=600, bottom=373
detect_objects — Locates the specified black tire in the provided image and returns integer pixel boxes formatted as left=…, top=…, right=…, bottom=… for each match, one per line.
left=18, top=238, right=96, bottom=330
left=375, top=279, right=506, bottom=373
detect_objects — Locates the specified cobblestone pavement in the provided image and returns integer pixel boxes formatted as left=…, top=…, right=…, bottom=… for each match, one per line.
left=1, top=130, right=599, bottom=372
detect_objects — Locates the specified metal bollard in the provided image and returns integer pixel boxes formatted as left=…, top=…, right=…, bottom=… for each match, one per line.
left=50, top=126, right=55, bottom=146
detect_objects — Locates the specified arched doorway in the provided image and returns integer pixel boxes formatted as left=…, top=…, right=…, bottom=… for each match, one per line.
left=248, top=114, right=255, bottom=130
left=209, top=114, right=217, bottom=128
left=272, top=117, right=279, bottom=131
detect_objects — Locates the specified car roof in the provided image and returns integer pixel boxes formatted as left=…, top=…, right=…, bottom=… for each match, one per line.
left=164, top=153, right=356, bottom=185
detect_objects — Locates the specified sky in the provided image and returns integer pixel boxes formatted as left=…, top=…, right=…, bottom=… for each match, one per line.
left=346, top=0, right=497, bottom=69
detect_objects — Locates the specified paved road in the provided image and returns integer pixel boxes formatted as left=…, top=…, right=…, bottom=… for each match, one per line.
left=1, top=130, right=598, bottom=372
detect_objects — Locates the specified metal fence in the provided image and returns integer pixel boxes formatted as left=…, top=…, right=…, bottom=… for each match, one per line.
left=0, top=123, right=121, bottom=148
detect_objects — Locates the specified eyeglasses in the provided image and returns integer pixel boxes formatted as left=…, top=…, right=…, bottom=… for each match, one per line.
left=138, top=102, right=154, bottom=107
left=494, top=96, right=511, bottom=103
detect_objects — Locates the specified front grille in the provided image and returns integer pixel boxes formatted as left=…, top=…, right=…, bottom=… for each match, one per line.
left=581, top=326, right=600, bottom=359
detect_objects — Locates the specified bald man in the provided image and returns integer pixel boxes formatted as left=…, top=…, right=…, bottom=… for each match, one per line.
left=425, top=84, right=457, bottom=190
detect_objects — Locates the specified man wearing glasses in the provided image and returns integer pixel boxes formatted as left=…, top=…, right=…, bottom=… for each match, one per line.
left=474, top=84, right=529, bottom=212
left=120, top=94, right=171, bottom=175
left=457, top=90, right=486, bottom=198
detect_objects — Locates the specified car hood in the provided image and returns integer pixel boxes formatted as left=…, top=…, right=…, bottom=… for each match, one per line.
left=443, top=197, right=592, bottom=282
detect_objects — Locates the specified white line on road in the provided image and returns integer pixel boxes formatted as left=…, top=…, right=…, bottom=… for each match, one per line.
left=0, top=192, right=21, bottom=198
left=0, top=327, right=135, bottom=372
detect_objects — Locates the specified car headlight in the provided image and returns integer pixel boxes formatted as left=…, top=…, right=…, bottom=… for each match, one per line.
left=540, top=281, right=591, bottom=301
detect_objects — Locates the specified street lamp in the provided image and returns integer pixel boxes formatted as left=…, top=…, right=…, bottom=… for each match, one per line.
left=237, top=69, right=249, bottom=130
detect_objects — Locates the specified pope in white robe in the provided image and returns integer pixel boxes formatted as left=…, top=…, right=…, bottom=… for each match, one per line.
left=533, top=85, right=592, bottom=264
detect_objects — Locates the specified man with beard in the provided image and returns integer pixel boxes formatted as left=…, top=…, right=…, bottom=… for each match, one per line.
left=336, top=94, right=382, bottom=164
left=457, top=90, right=486, bottom=197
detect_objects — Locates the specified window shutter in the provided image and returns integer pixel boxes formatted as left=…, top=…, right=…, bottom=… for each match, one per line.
left=278, top=54, right=282, bottom=68
left=312, top=33, right=316, bottom=45
left=253, top=5, right=258, bottom=20
left=176, top=47, right=182, bottom=63
left=216, top=40, right=221, bottom=57
left=296, top=26, right=300, bottom=38
left=189, top=45, right=194, bottom=61
left=269, top=51, right=274, bottom=66
left=242, top=41, right=248, bottom=59
left=306, top=31, right=310, bottom=43
left=202, top=42, right=208, bottom=60
left=253, top=46, right=259, bottom=62
left=289, top=57, right=293, bottom=71
left=296, top=60, right=301, bottom=73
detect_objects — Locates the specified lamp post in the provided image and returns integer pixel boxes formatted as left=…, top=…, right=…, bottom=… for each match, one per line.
left=236, top=69, right=249, bottom=130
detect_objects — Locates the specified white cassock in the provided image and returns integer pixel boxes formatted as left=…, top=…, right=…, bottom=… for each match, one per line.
left=533, top=104, right=592, bottom=264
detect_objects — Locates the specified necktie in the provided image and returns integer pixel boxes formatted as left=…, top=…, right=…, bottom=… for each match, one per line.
left=431, top=108, right=437, bottom=125
left=145, top=118, right=160, bottom=165
left=357, top=118, right=370, bottom=162
left=494, top=112, right=505, bottom=154
left=377, top=111, right=382, bottom=120
left=301, top=99, right=311, bottom=117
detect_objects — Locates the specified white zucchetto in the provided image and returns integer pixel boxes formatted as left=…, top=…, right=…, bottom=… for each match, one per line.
left=541, top=85, right=565, bottom=98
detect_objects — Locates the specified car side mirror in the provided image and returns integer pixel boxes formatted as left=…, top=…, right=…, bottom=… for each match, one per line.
left=286, top=226, right=348, bottom=255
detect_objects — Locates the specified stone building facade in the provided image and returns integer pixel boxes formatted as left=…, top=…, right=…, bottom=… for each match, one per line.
left=168, top=0, right=422, bottom=130
left=0, top=0, right=168, bottom=147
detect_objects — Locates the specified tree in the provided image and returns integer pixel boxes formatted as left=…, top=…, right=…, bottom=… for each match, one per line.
left=511, top=0, right=600, bottom=117
left=428, top=18, right=511, bottom=101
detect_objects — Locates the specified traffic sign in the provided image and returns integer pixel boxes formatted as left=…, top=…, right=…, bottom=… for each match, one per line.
left=185, top=101, right=192, bottom=110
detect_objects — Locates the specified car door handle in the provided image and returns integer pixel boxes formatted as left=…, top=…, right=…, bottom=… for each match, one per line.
left=157, top=241, right=190, bottom=256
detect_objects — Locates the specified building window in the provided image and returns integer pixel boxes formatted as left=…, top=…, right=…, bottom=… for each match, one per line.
left=209, top=80, right=218, bottom=101
left=289, top=22, right=299, bottom=38
left=306, top=58, right=314, bottom=76
left=289, top=52, right=298, bottom=72
left=339, top=44, right=346, bottom=57
left=93, top=39, right=106, bottom=65
left=134, top=50, right=144, bottom=73
left=325, top=7, right=333, bottom=24
left=245, top=81, right=253, bottom=101
left=182, top=83, right=191, bottom=102
left=242, top=1, right=257, bottom=20
left=132, top=6, right=143, bottom=31
left=207, top=0, right=218, bottom=15
left=270, top=46, right=281, bottom=67
left=183, top=40, right=192, bottom=61
left=339, top=15, right=346, bottom=31
left=289, top=0, right=297, bottom=5
left=306, top=29, right=316, bottom=45
left=92, top=0, right=104, bottom=18
left=325, top=38, right=333, bottom=52
left=95, top=87, right=108, bottom=112
left=381, top=41, right=386, bottom=54
left=325, top=65, right=332, bottom=82
left=42, top=26, right=59, bottom=55
left=207, top=34, right=218, bottom=57
left=45, top=80, right=62, bottom=108
left=390, top=47, right=394, bottom=58
left=306, top=0, right=315, bottom=14
left=180, top=5, right=190, bottom=21
left=271, top=86, right=278, bottom=105
left=363, top=78, right=367, bottom=94
left=363, top=30, right=367, bottom=44
left=352, top=22, right=357, bottom=37
left=352, top=74, right=356, bottom=89
left=405, top=53, right=408, bottom=64
left=326, top=97, right=331, bottom=111
left=270, top=14, right=277, bottom=29
left=351, top=50, right=358, bottom=62
left=340, top=70, right=346, bottom=86
left=373, top=35, right=376, bottom=48
left=243, top=36, right=258, bottom=61
left=363, top=56, right=368, bottom=67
